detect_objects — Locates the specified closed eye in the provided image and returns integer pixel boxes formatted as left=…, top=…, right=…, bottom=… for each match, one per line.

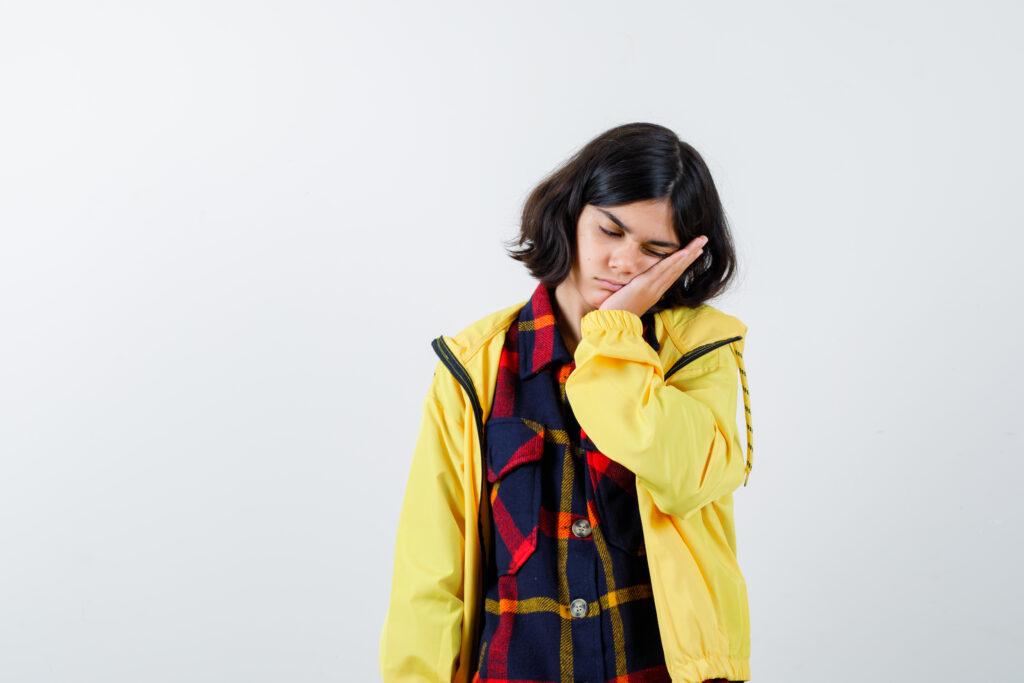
left=599, top=227, right=669, bottom=258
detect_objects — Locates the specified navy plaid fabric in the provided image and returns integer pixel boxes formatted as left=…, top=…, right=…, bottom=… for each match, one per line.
left=471, top=282, right=673, bottom=683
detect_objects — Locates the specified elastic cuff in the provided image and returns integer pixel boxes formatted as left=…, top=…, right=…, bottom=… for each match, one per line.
left=580, top=308, right=643, bottom=336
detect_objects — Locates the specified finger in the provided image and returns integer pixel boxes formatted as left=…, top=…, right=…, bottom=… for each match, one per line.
left=691, top=235, right=709, bottom=248
left=657, top=237, right=706, bottom=275
left=637, top=235, right=707, bottom=285
left=682, top=235, right=709, bottom=256
left=639, top=251, right=688, bottom=292
left=645, top=242, right=705, bottom=291
left=668, top=236, right=707, bottom=265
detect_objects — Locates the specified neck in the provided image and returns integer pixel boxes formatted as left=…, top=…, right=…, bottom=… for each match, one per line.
left=552, top=274, right=597, bottom=357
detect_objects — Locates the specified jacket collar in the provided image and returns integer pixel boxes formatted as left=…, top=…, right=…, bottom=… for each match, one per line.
left=516, top=281, right=660, bottom=380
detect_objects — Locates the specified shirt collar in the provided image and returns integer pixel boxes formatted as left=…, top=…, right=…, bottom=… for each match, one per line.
left=516, top=281, right=660, bottom=380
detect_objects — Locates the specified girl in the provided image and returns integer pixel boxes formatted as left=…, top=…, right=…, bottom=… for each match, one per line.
left=380, top=122, right=755, bottom=683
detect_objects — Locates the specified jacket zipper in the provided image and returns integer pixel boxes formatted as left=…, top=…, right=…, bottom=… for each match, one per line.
left=664, top=335, right=743, bottom=381
left=431, top=335, right=486, bottom=443
left=430, top=334, right=490, bottom=677
left=430, top=336, right=489, bottom=556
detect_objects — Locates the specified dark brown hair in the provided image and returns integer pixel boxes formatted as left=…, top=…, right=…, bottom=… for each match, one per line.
left=504, top=122, right=739, bottom=312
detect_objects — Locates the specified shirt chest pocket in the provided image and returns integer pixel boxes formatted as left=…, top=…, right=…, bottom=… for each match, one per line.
left=485, top=416, right=545, bottom=575
left=581, top=435, right=646, bottom=557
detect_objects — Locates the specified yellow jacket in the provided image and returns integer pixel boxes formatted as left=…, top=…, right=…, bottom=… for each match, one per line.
left=379, top=301, right=755, bottom=683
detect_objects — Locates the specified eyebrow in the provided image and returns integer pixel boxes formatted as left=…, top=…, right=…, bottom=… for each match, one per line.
left=596, top=208, right=681, bottom=249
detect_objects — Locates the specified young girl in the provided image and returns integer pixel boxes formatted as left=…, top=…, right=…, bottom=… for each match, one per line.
left=379, top=122, right=755, bottom=683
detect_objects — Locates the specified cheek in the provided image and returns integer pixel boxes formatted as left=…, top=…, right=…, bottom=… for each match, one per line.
left=577, top=235, right=603, bottom=267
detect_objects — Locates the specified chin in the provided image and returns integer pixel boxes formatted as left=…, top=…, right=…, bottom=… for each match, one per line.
left=586, top=286, right=610, bottom=309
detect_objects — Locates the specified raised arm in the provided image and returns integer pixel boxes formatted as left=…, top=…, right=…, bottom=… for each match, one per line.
left=565, top=308, right=747, bottom=522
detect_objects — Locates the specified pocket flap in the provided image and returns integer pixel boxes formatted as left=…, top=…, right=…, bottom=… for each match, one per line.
left=485, top=417, right=545, bottom=483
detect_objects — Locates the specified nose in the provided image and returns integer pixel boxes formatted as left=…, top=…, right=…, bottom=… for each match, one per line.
left=608, top=241, right=643, bottom=277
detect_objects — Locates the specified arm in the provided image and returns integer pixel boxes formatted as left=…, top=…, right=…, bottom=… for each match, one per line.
left=379, top=361, right=467, bottom=682
left=564, top=309, right=746, bottom=522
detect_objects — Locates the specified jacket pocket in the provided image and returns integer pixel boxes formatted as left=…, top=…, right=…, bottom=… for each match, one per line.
left=485, top=416, right=545, bottom=575
left=581, top=433, right=646, bottom=556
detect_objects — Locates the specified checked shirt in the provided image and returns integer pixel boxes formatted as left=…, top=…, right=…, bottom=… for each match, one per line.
left=471, top=281, right=672, bottom=683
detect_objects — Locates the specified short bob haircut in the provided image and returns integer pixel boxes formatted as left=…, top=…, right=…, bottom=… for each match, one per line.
left=504, top=122, right=738, bottom=313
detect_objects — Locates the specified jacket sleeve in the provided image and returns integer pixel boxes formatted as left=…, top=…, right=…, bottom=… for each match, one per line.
left=564, top=308, right=747, bottom=522
left=379, top=360, right=467, bottom=682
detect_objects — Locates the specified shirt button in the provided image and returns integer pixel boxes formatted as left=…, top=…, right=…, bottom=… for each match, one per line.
left=571, top=518, right=592, bottom=538
left=569, top=598, right=588, bottom=618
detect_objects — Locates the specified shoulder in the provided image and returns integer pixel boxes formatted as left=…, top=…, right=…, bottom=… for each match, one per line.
left=656, top=302, right=748, bottom=356
left=425, top=299, right=526, bottom=418
left=437, top=299, right=527, bottom=364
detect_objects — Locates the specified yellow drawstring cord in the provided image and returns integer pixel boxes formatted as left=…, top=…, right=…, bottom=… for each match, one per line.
left=731, top=343, right=754, bottom=486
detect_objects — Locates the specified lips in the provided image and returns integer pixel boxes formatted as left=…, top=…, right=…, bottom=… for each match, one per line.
left=596, top=278, right=625, bottom=291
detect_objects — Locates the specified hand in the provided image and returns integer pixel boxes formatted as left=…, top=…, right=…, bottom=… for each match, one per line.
left=598, top=235, right=708, bottom=316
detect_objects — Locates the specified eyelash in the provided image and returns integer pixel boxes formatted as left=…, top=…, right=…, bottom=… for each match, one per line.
left=599, top=227, right=668, bottom=258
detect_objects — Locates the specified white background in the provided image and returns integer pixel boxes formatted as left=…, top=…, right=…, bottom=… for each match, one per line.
left=1, top=1, right=1021, bottom=681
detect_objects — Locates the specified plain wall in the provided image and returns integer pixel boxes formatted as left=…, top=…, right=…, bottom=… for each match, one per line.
left=1, top=1, right=1021, bottom=680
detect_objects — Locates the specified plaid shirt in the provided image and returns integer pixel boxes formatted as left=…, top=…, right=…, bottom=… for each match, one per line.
left=472, top=282, right=677, bottom=683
